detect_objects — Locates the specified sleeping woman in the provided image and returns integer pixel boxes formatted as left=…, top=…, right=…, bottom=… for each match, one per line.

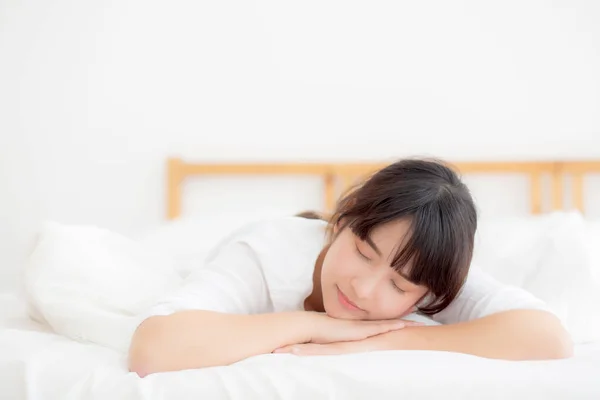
left=128, top=158, right=573, bottom=377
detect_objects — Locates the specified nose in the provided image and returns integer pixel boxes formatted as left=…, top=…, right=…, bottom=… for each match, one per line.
left=350, top=272, right=380, bottom=300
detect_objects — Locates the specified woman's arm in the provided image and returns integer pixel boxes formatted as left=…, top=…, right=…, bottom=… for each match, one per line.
left=127, top=239, right=288, bottom=376
left=276, top=268, right=574, bottom=360
left=368, top=309, right=573, bottom=360
left=128, top=310, right=311, bottom=375
left=129, top=310, right=412, bottom=375
left=275, top=309, right=573, bottom=360
left=424, top=267, right=573, bottom=359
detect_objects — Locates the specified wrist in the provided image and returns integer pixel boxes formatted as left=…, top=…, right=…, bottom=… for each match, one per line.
left=288, top=311, right=319, bottom=343
left=365, top=326, right=410, bottom=351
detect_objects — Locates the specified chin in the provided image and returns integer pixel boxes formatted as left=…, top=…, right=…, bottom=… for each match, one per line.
left=323, top=298, right=363, bottom=320
left=325, top=308, right=356, bottom=320
left=322, top=301, right=340, bottom=318
left=321, top=299, right=342, bottom=319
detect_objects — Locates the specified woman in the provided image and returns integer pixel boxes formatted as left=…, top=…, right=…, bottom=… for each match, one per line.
left=128, top=158, right=572, bottom=377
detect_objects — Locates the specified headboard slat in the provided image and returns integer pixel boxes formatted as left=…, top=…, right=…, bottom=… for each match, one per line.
left=572, top=173, right=585, bottom=213
left=323, top=173, right=336, bottom=212
left=167, top=158, right=184, bottom=220
left=530, top=172, right=543, bottom=214
left=551, top=167, right=564, bottom=211
left=165, top=158, right=599, bottom=219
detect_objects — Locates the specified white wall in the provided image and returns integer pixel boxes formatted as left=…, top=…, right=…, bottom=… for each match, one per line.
left=1, top=0, right=600, bottom=291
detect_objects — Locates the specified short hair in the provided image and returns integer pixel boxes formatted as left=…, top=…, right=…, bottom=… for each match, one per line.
left=328, top=158, right=478, bottom=315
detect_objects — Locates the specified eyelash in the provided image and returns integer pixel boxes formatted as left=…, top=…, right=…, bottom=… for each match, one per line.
left=355, top=245, right=371, bottom=262
left=355, top=244, right=405, bottom=293
left=391, top=281, right=405, bottom=293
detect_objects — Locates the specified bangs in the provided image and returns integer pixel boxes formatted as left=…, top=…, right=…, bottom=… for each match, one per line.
left=329, top=158, right=477, bottom=315
left=341, top=194, right=474, bottom=315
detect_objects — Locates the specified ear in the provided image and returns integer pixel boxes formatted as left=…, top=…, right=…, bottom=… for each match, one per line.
left=332, top=220, right=340, bottom=235
left=332, top=217, right=346, bottom=235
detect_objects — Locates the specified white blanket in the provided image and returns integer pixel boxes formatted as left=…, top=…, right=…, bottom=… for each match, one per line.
left=1, top=294, right=599, bottom=400
left=6, top=212, right=600, bottom=398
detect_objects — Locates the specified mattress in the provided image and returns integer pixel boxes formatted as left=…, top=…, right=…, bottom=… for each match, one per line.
left=1, top=292, right=600, bottom=400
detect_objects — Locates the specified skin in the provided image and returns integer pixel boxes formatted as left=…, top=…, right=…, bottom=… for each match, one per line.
left=279, top=219, right=573, bottom=359
left=128, top=219, right=423, bottom=376
left=306, top=218, right=428, bottom=320
left=129, top=218, right=573, bottom=375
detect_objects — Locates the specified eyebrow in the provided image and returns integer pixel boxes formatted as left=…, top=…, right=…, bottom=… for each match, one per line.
left=362, top=235, right=419, bottom=285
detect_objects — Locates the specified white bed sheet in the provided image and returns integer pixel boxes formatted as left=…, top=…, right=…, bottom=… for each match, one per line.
left=2, top=292, right=600, bottom=400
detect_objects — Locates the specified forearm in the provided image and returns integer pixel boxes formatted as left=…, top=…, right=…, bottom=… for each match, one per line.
left=369, top=310, right=573, bottom=360
left=129, top=310, right=312, bottom=375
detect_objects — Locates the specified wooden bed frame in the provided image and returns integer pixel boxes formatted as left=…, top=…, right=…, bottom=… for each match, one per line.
left=165, top=158, right=600, bottom=220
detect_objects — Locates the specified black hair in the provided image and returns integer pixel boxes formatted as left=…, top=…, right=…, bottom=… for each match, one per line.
left=328, top=158, right=478, bottom=315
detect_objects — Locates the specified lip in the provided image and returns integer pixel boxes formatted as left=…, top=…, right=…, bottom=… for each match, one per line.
left=336, top=286, right=364, bottom=312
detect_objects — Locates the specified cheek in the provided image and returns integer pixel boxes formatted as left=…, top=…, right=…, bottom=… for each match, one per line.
left=371, top=293, right=420, bottom=319
left=322, top=243, right=359, bottom=283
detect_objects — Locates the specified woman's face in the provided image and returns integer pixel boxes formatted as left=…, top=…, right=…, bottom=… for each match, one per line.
left=320, top=219, right=429, bottom=320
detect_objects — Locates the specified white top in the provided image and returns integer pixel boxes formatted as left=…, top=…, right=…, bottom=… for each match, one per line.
left=142, top=216, right=548, bottom=324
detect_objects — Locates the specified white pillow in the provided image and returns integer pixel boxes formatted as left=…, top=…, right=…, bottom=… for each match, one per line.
left=587, top=220, right=600, bottom=284
left=473, top=211, right=600, bottom=343
left=473, top=214, right=552, bottom=288
left=23, top=221, right=183, bottom=352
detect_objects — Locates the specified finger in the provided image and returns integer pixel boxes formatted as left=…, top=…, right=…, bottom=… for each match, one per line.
left=402, top=320, right=426, bottom=327
left=273, top=344, right=310, bottom=355
left=291, top=344, right=339, bottom=356
left=272, top=345, right=295, bottom=354
left=274, top=344, right=341, bottom=356
left=358, top=321, right=406, bottom=337
left=363, top=319, right=425, bottom=336
left=364, top=319, right=425, bottom=328
left=273, top=344, right=318, bottom=354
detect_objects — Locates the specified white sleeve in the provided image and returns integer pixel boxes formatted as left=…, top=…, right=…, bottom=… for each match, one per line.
left=431, top=267, right=550, bottom=325
left=137, top=241, right=273, bottom=322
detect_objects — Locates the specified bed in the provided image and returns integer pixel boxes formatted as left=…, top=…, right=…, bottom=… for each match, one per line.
left=1, top=158, right=600, bottom=399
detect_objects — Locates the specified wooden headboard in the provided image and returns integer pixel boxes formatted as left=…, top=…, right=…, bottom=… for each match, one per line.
left=165, top=158, right=600, bottom=220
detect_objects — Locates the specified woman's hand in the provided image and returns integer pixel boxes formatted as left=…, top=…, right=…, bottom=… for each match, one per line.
left=305, top=312, right=423, bottom=344
left=273, top=341, right=364, bottom=356
left=281, top=310, right=574, bottom=362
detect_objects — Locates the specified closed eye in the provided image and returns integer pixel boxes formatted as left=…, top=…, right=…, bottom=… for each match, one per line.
left=391, top=281, right=405, bottom=293
left=355, top=244, right=371, bottom=262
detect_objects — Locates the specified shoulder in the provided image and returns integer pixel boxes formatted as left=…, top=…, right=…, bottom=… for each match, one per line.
left=207, top=216, right=328, bottom=304
left=432, top=266, right=549, bottom=324
left=206, top=215, right=329, bottom=263
left=452, top=266, right=526, bottom=306
left=220, top=215, right=328, bottom=243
